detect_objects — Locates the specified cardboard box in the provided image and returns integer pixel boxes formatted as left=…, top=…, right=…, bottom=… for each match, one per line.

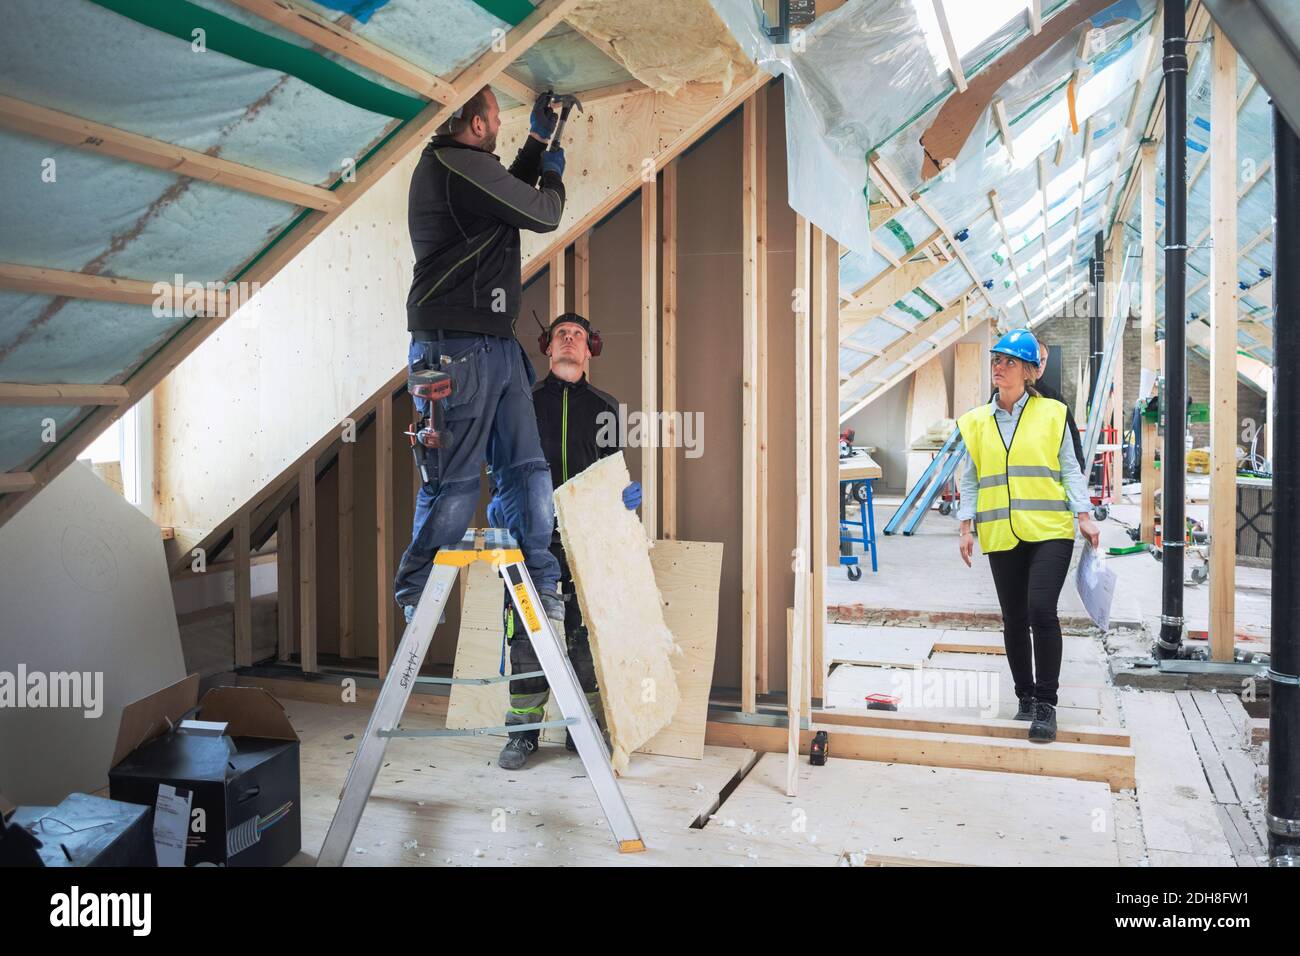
left=4, top=792, right=154, bottom=866
left=108, top=675, right=301, bottom=867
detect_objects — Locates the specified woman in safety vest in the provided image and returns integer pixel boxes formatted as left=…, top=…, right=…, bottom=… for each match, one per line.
left=955, top=329, right=1100, bottom=743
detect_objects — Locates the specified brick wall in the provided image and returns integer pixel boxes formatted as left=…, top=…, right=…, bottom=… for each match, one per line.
left=1035, top=296, right=1266, bottom=451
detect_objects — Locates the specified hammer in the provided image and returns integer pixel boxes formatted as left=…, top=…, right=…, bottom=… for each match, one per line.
left=538, top=89, right=583, bottom=152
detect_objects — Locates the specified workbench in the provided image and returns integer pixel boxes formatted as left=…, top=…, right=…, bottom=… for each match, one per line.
left=838, top=451, right=881, bottom=577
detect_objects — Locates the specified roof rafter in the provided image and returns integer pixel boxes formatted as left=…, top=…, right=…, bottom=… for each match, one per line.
left=0, top=95, right=339, bottom=211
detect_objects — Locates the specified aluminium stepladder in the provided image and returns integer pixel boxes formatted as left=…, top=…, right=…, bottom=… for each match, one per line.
left=316, top=528, right=644, bottom=865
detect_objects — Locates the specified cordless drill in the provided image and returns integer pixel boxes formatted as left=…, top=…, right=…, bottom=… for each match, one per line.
left=405, top=368, right=453, bottom=484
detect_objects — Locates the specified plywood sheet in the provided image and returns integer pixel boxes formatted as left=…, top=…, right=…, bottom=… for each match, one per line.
left=905, top=356, right=949, bottom=489
left=0, top=463, right=186, bottom=803
left=953, top=343, right=983, bottom=415
left=825, top=623, right=935, bottom=668
left=640, top=540, right=723, bottom=759
left=554, top=453, right=680, bottom=772
left=716, top=753, right=1119, bottom=867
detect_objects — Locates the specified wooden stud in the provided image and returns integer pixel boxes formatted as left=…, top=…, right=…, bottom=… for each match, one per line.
left=0, top=262, right=202, bottom=309
left=640, top=179, right=658, bottom=541
left=741, top=97, right=759, bottom=713
left=1207, top=27, right=1238, bottom=662
left=0, top=0, right=581, bottom=535
left=226, top=0, right=459, bottom=102
left=0, top=383, right=129, bottom=406
left=575, top=231, right=591, bottom=318
left=992, top=98, right=1015, bottom=160
left=276, top=510, right=294, bottom=662
left=298, top=459, right=317, bottom=674
left=755, top=86, right=770, bottom=696
left=548, top=249, right=565, bottom=320
left=233, top=510, right=253, bottom=668
left=660, top=165, right=678, bottom=541
left=376, top=394, right=395, bottom=677
left=790, top=213, right=813, bottom=796
left=931, top=0, right=968, bottom=92
left=706, top=719, right=1136, bottom=791
left=811, top=227, right=837, bottom=702
left=338, top=438, right=356, bottom=659
left=989, top=189, right=1034, bottom=326
left=0, top=95, right=340, bottom=211
left=1139, top=142, right=1159, bottom=544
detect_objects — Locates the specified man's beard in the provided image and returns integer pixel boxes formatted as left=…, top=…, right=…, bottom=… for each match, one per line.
left=482, top=130, right=498, bottom=152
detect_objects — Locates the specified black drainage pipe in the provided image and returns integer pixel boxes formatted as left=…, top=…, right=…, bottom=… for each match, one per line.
left=1268, top=104, right=1299, bottom=866
left=1155, top=0, right=1188, bottom=659
left=1090, top=234, right=1105, bottom=406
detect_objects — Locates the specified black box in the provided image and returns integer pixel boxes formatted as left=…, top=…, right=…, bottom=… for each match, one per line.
left=107, top=675, right=301, bottom=867
left=4, top=792, right=154, bottom=867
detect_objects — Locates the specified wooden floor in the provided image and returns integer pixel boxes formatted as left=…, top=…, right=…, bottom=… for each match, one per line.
left=283, top=696, right=1121, bottom=867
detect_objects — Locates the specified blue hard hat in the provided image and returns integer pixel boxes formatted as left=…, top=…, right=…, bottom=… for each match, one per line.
left=990, top=328, right=1041, bottom=365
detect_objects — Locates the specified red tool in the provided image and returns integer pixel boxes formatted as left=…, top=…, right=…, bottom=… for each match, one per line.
left=406, top=368, right=453, bottom=484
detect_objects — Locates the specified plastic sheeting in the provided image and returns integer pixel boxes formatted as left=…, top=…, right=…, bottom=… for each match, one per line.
left=712, top=0, right=1154, bottom=290
left=710, top=0, right=1173, bottom=413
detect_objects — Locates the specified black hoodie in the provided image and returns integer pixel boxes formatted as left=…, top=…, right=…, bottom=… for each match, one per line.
left=406, top=135, right=565, bottom=338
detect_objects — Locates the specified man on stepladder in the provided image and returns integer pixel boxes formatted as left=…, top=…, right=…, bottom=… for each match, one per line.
left=487, top=314, right=641, bottom=770
left=395, top=87, right=569, bottom=635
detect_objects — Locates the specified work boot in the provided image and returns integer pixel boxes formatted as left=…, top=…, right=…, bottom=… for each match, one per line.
left=498, top=730, right=539, bottom=770
left=1014, top=697, right=1035, bottom=721
left=1028, top=702, right=1057, bottom=743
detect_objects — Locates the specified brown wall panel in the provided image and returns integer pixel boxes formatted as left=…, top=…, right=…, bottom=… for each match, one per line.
left=677, top=111, right=744, bottom=691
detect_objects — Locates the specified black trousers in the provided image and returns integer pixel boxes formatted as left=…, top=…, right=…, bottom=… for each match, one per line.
left=986, top=537, right=1073, bottom=706
left=503, top=540, right=600, bottom=731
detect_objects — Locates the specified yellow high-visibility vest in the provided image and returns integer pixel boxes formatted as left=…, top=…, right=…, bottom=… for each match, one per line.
left=957, top=394, right=1075, bottom=553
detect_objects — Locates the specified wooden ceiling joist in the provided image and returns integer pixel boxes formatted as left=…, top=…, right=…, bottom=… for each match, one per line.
left=931, top=0, right=968, bottom=93
left=225, top=0, right=460, bottom=102
left=0, top=262, right=231, bottom=312
left=988, top=189, right=1034, bottom=326
left=840, top=288, right=975, bottom=400
left=841, top=255, right=945, bottom=318
left=0, top=383, right=130, bottom=406
left=0, top=95, right=339, bottom=211
left=842, top=313, right=989, bottom=422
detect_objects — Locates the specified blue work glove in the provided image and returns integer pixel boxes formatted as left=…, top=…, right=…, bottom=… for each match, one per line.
left=541, top=147, right=565, bottom=179
left=622, top=480, right=642, bottom=511
left=486, top=495, right=506, bottom=530
left=530, top=93, right=557, bottom=140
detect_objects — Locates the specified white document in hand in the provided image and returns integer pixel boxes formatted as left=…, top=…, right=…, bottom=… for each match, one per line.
left=1076, top=545, right=1118, bottom=631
